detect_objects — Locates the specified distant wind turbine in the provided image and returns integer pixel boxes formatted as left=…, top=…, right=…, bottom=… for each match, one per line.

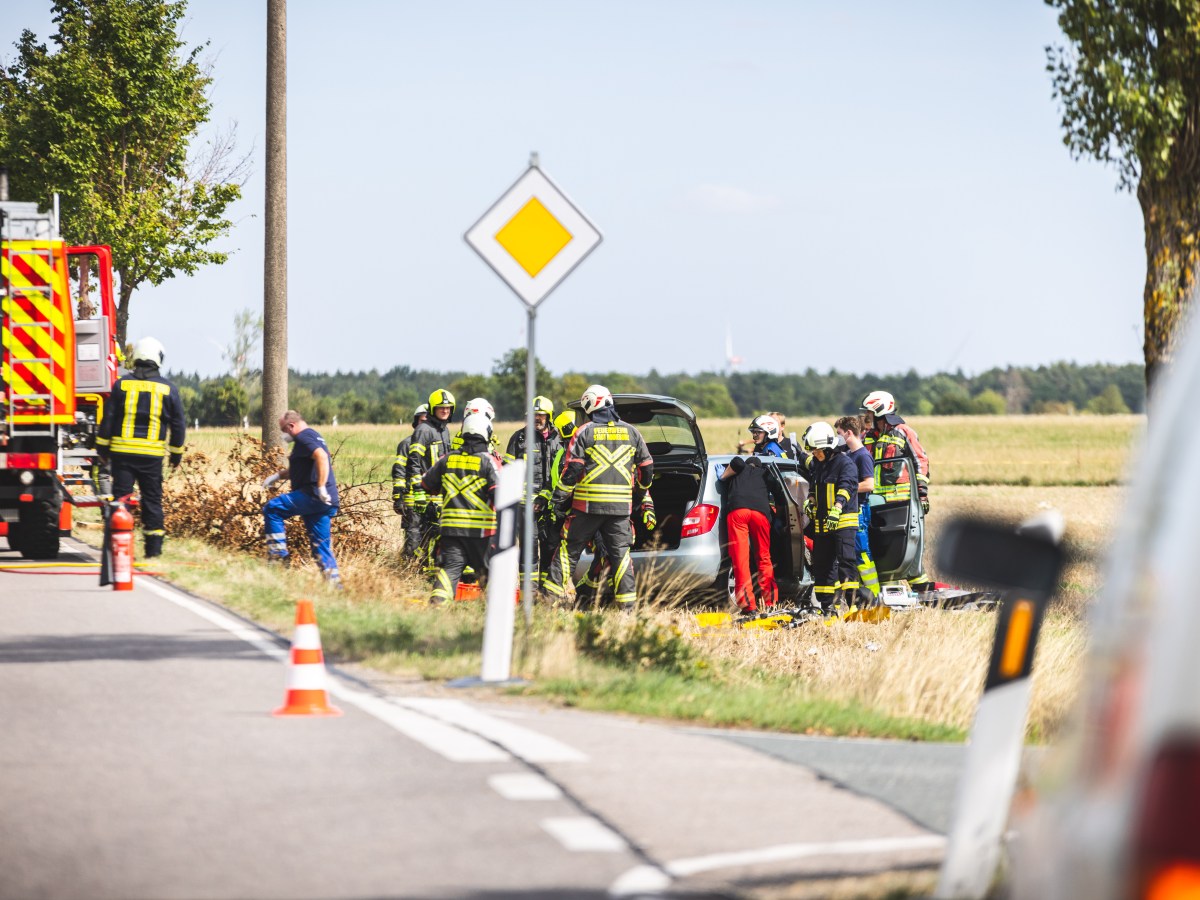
left=725, top=326, right=744, bottom=376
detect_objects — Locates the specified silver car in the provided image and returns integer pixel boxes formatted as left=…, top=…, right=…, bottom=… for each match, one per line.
left=569, top=394, right=928, bottom=605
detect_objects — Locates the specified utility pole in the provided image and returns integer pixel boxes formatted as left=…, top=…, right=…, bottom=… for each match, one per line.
left=261, top=0, right=288, bottom=448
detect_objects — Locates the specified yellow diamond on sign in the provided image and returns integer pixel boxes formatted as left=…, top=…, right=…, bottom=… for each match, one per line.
left=494, top=197, right=574, bottom=278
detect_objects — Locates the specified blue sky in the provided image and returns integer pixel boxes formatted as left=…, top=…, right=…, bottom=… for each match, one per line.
left=2, top=1, right=1145, bottom=378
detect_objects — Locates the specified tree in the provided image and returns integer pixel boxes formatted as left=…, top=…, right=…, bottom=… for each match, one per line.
left=0, top=0, right=245, bottom=345
left=1086, top=383, right=1133, bottom=414
left=1047, top=0, right=1200, bottom=393
left=222, top=308, right=262, bottom=419
left=195, top=376, right=245, bottom=426
left=490, top=348, right=554, bottom=420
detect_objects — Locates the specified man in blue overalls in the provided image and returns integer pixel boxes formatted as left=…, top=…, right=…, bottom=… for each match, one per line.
left=261, top=410, right=341, bottom=586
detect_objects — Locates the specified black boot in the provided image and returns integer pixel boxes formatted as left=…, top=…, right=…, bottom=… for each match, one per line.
left=144, top=534, right=164, bottom=558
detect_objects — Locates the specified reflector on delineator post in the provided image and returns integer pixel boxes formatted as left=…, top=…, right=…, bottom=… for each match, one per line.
left=273, top=599, right=342, bottom=717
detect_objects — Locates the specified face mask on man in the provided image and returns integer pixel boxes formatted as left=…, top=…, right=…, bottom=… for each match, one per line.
left=280, top=431, right=294, bottom=444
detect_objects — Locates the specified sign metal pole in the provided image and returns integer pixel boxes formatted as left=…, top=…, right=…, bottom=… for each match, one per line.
left=521, top=305, right=536, bottom=627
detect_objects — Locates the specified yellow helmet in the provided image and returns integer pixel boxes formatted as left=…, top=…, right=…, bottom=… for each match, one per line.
left=427, top=389, right=456, bottom=416
left=553, top=410, right=577, bottom=440
left=533, top=395, right=554, bottom=415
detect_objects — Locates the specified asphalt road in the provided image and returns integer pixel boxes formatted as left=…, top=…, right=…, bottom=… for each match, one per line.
left=1, top=539, right=954, bottom=899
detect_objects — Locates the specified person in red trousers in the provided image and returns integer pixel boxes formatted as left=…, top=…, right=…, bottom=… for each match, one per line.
left=720, top=455, right=787, bottom=614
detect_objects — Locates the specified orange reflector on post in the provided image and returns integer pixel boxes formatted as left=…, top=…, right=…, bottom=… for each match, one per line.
left=999, top=599, right=1034, bottom=678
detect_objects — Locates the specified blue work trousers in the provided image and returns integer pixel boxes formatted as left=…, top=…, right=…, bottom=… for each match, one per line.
left=262, top=490, right=340, bottom=579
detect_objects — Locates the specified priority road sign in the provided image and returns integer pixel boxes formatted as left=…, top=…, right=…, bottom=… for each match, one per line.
left=464, top=164, right=602, bottom=308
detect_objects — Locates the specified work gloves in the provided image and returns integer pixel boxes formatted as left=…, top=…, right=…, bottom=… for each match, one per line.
left=641, top=500, right=657, bottom=532
left=824, top=505, right=843, bottom=532
left=262, top=472, right=281, bottom=490
left=169, top=453, right=182, bottom=470
left=920, top=498, right=930, bottom=515
left=803, top=497, right=816, bottom=521
left=316, top=485, right=332, bottom=505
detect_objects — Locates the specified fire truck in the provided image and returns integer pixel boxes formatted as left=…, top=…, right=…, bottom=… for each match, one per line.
left=0, top=183, right=121, bottom=559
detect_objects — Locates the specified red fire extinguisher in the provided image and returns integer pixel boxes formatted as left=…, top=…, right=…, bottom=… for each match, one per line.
left=110, top=502, right=134, bottom=592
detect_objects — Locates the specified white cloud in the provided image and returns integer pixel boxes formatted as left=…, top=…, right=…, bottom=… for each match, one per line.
left=685, top=183, right=784, bottom=214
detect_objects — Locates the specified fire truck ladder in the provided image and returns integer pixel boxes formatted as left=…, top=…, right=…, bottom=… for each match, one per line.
left=2, top=244, right=59, bottom=437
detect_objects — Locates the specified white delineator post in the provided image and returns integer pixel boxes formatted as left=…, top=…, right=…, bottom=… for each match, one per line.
left=481, top=459, right=525, bottom=682
left=934, top=511, right=1064, bottom=900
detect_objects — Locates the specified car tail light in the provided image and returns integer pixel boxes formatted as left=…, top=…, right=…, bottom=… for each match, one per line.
left=1131, top=736, right=1200, bottom=899
left=680, top=503, right=719, bottom=539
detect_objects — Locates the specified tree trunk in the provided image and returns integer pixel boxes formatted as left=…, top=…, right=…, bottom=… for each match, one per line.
left=115, top=277, right=134, bottom=352
left=1139, top=182, right=1200, bottom=400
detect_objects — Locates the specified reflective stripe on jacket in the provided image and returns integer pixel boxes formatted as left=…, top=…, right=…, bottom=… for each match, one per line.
left=552, top=413, right=654, bottom=516
left=406, top=418, right=452, bottom=505
left=864, top=419, right=929, bottom=501
left=420, top=435, right=499, bottom=537
left=96, top=366, right=186, bottom=459
left=809, top=448, right=860, bottom=533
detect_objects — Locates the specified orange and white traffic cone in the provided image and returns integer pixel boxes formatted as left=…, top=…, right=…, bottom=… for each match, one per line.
left=273, top=599, right=342, bottom=717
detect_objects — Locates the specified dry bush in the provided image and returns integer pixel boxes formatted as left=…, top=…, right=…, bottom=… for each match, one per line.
left=163, top=433, right=398, bottom=565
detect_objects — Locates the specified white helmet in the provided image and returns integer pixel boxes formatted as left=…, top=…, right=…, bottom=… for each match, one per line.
left=132, top=336, right=165, bottom=367
left=580, top=384, right=613, bottom=415
left=749, top=415, right=780, bottom=441
left=860, top=390, right=896, bottom=416
left=803, top=421, right=837, bottom=450
left=462, top=412, right=492, bottom=440
left=464, top=397, right=495, bottom=420
left=411, top=404, right=428, bottom=424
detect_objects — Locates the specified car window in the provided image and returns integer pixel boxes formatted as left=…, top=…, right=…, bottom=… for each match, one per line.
left=632, top=412, right=698, bottom=455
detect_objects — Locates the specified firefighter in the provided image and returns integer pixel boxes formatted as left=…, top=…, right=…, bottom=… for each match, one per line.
left=95, top=337, right=186, bottom=558
left=575, top=494, right=656, bottom=607
left=543, top=385, right=654, bottom=610
left=538, top=410, right=578, bottom=561
left=860, top=390, right=932, bottom=589
left=802, top=421, right=860, bottom=613
left=749, top=414, right=787, bottom=458
left=835, top=415, right=879, bottom=601
left=392, top=403, right=428, bottom=525
left=405, top=389, right=455, bottom=563
left=260, top=410, right=342, bottom=585
left=420, top=412, right=499, bottom=604
left=506, top=395, right=561, bottom=585
left=452, top=398, right=504, bottom=461
left=720, top=455, right=786, bottom=614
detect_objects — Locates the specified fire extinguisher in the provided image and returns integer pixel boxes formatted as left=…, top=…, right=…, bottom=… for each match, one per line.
left=109, top=501, right=134, bottom=591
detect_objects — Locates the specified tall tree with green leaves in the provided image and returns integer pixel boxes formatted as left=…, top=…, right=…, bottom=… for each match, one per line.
left=1047, top=1, right=1200, bottom=392
left=0, top=0, right=244, bottom=345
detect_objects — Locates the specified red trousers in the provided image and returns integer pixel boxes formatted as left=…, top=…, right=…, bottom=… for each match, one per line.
left=727, top=508, right=777, bottom=611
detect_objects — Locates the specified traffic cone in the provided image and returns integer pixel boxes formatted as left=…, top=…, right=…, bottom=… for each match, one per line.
left=273, top=599, right=342, bottom=717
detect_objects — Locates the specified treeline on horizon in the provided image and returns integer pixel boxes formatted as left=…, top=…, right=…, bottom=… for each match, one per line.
left=166, top=349, right=1145, bottom=427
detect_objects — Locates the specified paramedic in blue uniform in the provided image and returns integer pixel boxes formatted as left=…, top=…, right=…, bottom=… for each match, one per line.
left=261, top=410, right=341, bottom=586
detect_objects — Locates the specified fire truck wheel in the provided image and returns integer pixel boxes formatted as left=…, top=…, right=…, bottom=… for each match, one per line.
left=18, top=494, right=61, bottom=560
left=5, top=523, right=23, bottom=553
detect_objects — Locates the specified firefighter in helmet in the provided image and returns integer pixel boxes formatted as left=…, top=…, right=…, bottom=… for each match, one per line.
left=543, top=385, right=654, bottom=610
left=392, top=403, right=428, bottom=536
left=95, top=337, right=186, bottom=558
left=860, top=390, right=932, bottom=589
left=506, top=395, right=562, bottom=585
left=748, top=414, right=787, bottom=458
left=420, top=412, right=500, bottom=604
left=405, top=389, right=455, bottom=562
left=803, top=421, right=860, bottom=613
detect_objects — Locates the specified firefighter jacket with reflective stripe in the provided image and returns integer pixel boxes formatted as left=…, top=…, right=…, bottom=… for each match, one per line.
left=808, top=447, right=860, bottom=533
left=96, top=365, right=186, bottom=460
left=406, top=418, right=452, bottom=508
left=392, top=435, right=413, bottom=506
left=420, top=435, right=498, bottom=537
left=553, top=410, right=654, bottom=516
left=864, top=417, right=929, bottom=501
left=506, top=426, right=562, bottom=496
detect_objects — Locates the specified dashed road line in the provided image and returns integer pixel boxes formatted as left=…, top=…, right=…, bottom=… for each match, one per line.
left=541, top=817, right=628, bottom=852
left=489, top=772, right=564, bottom=801
left=400, top=698, right=589, bottom=762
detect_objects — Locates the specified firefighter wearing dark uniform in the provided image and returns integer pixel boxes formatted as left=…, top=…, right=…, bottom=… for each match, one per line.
left=803, top=421, right=860, bottom=612
left=405, top=389, right=455, bottom=562
left=575, top=494, right=656, bottom=607
left=420, top=412, right=499, bottom=604
left=506, top=395, right=562, bottom=586
left=95, top=336, right=186, bottom=558
left=860, top=390, right=931, bottom=588
left=392, top=403, right=428, bottom=536
left=543, top=385, right=654, bottom=610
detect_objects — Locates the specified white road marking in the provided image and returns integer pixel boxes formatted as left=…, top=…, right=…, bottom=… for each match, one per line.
left=608, top=834, right=948, bottom=896
left=541, top=817, right=627, bottom=852
left=400, top=698, right=588, bottom=762
left=489, top=772, right=564, bottom=801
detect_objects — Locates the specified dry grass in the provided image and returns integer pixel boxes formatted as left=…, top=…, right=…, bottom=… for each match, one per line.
left=153, top=419, right=1124, bottom=741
